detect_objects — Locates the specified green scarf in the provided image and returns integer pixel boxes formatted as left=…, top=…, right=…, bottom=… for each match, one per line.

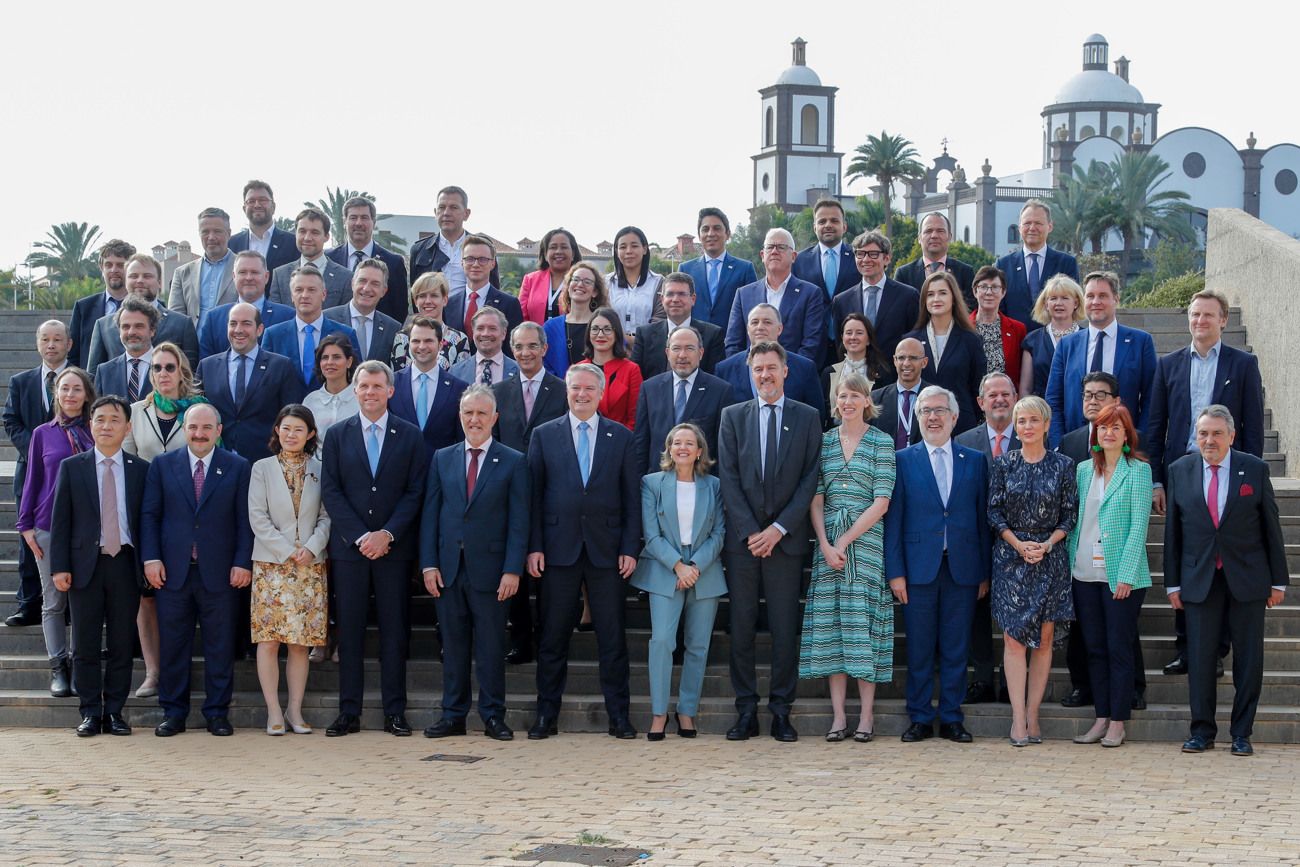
left=151, top=392, right=210, bottom=419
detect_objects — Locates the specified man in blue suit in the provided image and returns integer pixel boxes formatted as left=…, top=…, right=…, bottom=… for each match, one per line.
left=420, top=385, right=528, bottom=742
left=525, top=364, right=642, bottom=740
left=326, top=196, right=410, bottom=323
left=885, top=385, right=991, bottom=743
left=196, top=303, right=302, bottom=463
left=793, top=198, right=860, bottom=304
left=390, top=317, right=468, bottom=463
left=141, top=404, right=253, bottom=737
left=69, top=240, right=134, bottom=370
left=830, top=230, right=921, bottom=385
left=996, top=199, right=1079, bottom=331
left=227, top=180, right=300, bottom=276
left=632, top=324, right=734, bottom=474
left=715, top=304, right=825, bottom=423
left=725, top=228, right=825, bottom=367
left=1045, top=271, right=1156, bottom=447
left=678, top=208, right=758, bottom=331
left=323, top=258, right=403, bottom=365
left=260, top=265, right=360, bottom=391
left=198, top=251, right=295, bottom=359
left=320, top=361, right=429, bottom=738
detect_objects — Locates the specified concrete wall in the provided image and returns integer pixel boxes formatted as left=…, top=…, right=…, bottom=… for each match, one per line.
left=1205, top=208, right=1300, bottom=474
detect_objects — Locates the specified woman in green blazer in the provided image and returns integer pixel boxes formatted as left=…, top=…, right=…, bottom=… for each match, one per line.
left=631, top=423, right=726, bottom=741
left=1066, top=404, right=1153, bottom=747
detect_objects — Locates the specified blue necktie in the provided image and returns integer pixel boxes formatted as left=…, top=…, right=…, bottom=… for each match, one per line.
left=674, top=377, right=689, bottom=423
left=234, top=353, right=247, bottom=405
left=301, top=323, right=316, bottom=385
left=366, top=422, right=381, bottom=476
left=706, top=259, right=721, bottom=307
left=823, top=248, right=839, bottom=337
left=1027, top=253, right=1042, bottom=299
left=1090, top=330, right=1106, bottom=373
left=577, top=421, right=591, bottom=485
left=416, top=373, right=430, bottom=428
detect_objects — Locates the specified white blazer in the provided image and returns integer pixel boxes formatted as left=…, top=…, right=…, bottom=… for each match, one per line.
left=248, top=455, right=331, bottom=564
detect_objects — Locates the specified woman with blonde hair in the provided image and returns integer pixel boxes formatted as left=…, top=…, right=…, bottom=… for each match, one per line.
left=391, top=272, right=469, bottom=371
left=1019, top=275, right=1085, bottom=397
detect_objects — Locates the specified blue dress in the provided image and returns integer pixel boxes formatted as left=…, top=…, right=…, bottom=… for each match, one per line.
left=988, top=449, right=1078, bottom=648
left=1021, top=325, right=1078, bottom=397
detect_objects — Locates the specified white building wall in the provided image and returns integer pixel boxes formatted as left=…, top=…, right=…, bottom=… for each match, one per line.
left=1259, top=144, right=1300, bottom=237
left=954, top=202, right=977, bottom=246
left=1150, top=128, right=1244, bottom=210
left=1074, top=111, right=1102, bottom=139
left=785, top=156, right=841, bottom=204
left=754, top=155, right=778, bottom=206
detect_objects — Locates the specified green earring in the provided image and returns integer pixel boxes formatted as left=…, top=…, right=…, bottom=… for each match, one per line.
left=1090, top=444, right=1102, bottom=452
left=1122, top=444, right=1131, bottom=454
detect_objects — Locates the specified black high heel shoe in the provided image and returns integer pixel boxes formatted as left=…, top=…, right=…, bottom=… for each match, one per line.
left=674, top=712, right=697, bottom=739
left=647, top=716, right=668, bottom=741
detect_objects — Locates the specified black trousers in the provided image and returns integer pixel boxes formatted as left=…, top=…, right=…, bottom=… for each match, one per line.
left=1066, top=611, right=1147, bottom=693
left=535, top=550, right=629, bottom=720
left=725, top=547, right=803, bottom=715
left=1072, top=581, right=1146, bottom=721
left=435, top=562, right=508, bottom=723
left=68, top=548, right=141, bottom=718
left=13, top=469, right=41, bottom=613
left=968, top=592, right=995, bottom=684
left=1173, top=606, right=1230, bottom=657
left=335, top=558, right=411, bottom=717
left=507, top=575, right=539, bottom=653
left=1187, top=570, right=1265, bottom=740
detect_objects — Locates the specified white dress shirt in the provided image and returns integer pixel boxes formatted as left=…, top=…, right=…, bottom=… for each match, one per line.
left=94, top=448, right=132, bottom=547
left=676, top=479, right=696, bottom=547
left=764, top=273, right=792, bottom=307
left=247, top=226, right=273, bottom=258
left=302, top=384, right=359, bottom=441
left=464, top=436, right=493, bottom=475
left=1085, top=321, right=1119, bottom=374
left=409, top=363, right=440, bottom=411
left=347, top=241, right=375, bottom=269
left=1186, top=340, right=1221, bottom=453
left=187, top=449, right=214, bottom=480
left=929, top=440, right=953, bottom=504
left=438, top=232, right=467, bottom=293
left=39, top=361, right=68, bottom=413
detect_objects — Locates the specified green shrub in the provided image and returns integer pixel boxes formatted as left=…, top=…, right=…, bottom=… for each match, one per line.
left=1130, top=271, right=1205, bottom=308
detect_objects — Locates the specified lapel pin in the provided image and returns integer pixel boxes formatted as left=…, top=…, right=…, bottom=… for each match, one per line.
left=1224, top=379, right=1231, bottom=386
left=605, top=431, right=613, bottom=438
left=215, top=468, right=224, bottom=475
left=492, top=457, right=499, bottom=463
left=390, top=428, right=397, bottom=435
left=783, top=426, right=789, bottom=432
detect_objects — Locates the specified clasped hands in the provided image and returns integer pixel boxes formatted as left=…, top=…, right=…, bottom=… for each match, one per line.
left=142, top=562, right=250, bottom=589
left=1013, top=538, right=1049, bottom=565
left=746, top=525, right=783, bottom=559
left=674, top=561, right=700, bottom=591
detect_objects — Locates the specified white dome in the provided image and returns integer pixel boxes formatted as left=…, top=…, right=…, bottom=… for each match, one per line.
left=776, top=64, right=821, bottom=86
left=1053, top=69, right=1144, bottom=105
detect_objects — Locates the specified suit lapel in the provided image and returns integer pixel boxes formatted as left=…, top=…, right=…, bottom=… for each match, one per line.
left=660, top=473, right=681, bottom=547
left=196, top=451, right=227, bottom=512
left=948, top=446, right=967, bottom=503
left=172, top=451, right=198, bottom=510
left=245, top=354, right=271, bottom=403
left=467, top=442, right=498, bottom=509
left=1211, top=346, right=1233, bottom=403
left=1220, top=455, right=1245, bottom=523
left=690, top=477, right=711, bottom=549
left=77, top=454, right=102, bottom=526
left=1100, top=454, right=1130, bottom=507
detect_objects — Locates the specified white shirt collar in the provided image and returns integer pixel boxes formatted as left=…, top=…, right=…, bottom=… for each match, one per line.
left=94, top=447, right=120, bottom=466
left=1202, top=451, right=1231, bottom=473
left=928, top=438, right=954, bottom=459
left=704, top=251, right=726, bottom=264
left=1089, top=320, right=1118, bottom=341
left=520, top=368, right=545, bottom=384
left=296, top=314, right=324, bottom=330
left=818, top=241, right=843, bottom=257
left=860, top=277, right=886, bottom=292
left=348, top=241, right=375, bottom=259
left=358, top=410, right=389, bottom=430
left=759, top=394, right=787, bottom=411
left=348, top=301, right=375, bottom=320
left=765, top=273, right=792, bottom=294
left=187, top=449, right=213, bottom=475
left=568, top=411, right=599, bottom=433
left=1021, top=245, right=1047, bottom=260
left=465, top=436, right=493, bottom=454
left=41, top=360, right=68, bottom=377
left=673, top=368, right=699, bottom=389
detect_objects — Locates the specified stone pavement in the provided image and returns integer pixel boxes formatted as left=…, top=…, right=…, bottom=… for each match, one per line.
left=0, top=728, right=1297, bottom=866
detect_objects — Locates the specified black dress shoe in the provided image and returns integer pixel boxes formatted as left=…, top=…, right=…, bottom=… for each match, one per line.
left=504, top=648, right=533, bottom=665
left=901, top=722, right=934, bottom=742
left=726, top=712, right=759, bottom=741
left=1231, top=736, right=1254, bottom=756
left=77, top=716, right=102, bottom=737
left=1163, top=655, right=1188, bottom=675
left=1060, top=687, right=1092, bottom=708
left=939, top=722, right=973, bottom=743
left=1181, top=734, right=1214, bottom=753
left=423, top=718, right=466, bottom=738
left=1131, top=691, right=1147, bottom=711
left=155, top=717, right=187, bottom=737
left=326, top=713, right=360, bottom=737
left=50, top=662, right=72, bottom=698
left=483, top=716, right=514, bottom=741
left=207, top=716, right=234, bottom=736
left=5, top=608, right=40, bottom=627
left=963, top=681, right=996, bottom=704
left=608, top=717, right=637, bottom=739
left=770, top=713, right=798, bottom=742
left=384, top=714, right=412, bottom=736
left=527, top=715, right=558, bottom=740
left=105, top=713, right=131, bottom=736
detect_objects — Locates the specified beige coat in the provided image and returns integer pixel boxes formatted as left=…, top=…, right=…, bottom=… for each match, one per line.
left=248, top=455, right=331, bottom=565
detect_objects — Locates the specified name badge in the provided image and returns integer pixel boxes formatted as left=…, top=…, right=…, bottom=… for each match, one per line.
left=1091, top=541, right=1105, bottom=571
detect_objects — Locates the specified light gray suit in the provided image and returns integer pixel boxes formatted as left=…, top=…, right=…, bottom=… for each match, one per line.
left=268, top=259, right=353, bottom=309
left=323, top=304, right=402, bottom=364
left=85, top=306, right=200, bottom=375
left=167, top=255, right=236, bottom=322
left=449, top=354, right=519, bottom=385
left=248, top=455, right=331, bottom=565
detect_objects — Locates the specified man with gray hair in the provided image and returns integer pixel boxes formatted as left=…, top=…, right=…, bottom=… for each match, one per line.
left=893, top=212, right=976, bottom=312
left=996, top=199, right=1080, bottom=331
left=323, top=257, right=402, bottom=364
left=725, top=227, right=826, bottom=367
left=168, top=207, right=236, bottom=322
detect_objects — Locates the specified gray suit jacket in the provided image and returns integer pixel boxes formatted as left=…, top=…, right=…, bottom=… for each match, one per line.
left=167, top=255, right=236, bottom=322
left=268, top=259, right=354, bottom=309
left=450, top=354, right=519, bottom=385
left=323, top=304, right=401, bottom=364
left=85, top=306, right=200, bottom=374
left=955, top=423, right=1021, bottom=467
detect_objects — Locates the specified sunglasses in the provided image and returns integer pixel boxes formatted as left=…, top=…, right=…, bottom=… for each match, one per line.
left=151, top=362, right=178, bottom=373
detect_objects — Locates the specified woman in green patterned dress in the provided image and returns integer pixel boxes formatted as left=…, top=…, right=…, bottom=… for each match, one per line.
left=799, top=371, right=897, bottom=743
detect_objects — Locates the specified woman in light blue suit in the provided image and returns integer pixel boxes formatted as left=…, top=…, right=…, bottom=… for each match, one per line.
left=631, top=422, right=726, bottom=741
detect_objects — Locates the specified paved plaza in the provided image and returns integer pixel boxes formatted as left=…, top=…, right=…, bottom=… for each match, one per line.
left=0, top=727, right=1297, bottom=865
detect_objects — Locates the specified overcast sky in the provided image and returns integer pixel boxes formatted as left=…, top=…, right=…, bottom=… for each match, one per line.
left=3, top=0, right=1293, bottom=272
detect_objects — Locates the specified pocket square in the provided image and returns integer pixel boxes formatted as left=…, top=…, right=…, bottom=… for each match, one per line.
left=1240, top=483, right=1254, bottom=496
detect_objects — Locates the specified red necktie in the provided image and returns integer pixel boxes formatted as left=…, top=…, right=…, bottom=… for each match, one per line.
left=1208, top=464, right=1222, bottom=568
left=192, top=459, right=206, bottom=561
left=466, top=447, right=482, bottom=500
left=464, top=291, right=478, bottom=336
left=992, top=433, right=1004, bottom=457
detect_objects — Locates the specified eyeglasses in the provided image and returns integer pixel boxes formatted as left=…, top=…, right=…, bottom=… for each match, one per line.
left=762, top=244, right=792, bottom=253
left=512, top=342, right=543, bottom=352
left=568, top=276, right=596, bottom=287
left=151, top=363, right=178, bottom=373
left=853, top=250, right=885, bottom=260
left=917, top=407, right=951, bottom=417
left=1082, top=390, right=1114, bottom=401
left=463, top=256, right=494, bottom=266
left=588, top=325, right=614, bottom=336
left=974, top=283, right=1004, bottom=293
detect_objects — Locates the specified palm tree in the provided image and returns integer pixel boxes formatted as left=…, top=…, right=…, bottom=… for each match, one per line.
left=306, top=188, right=407, bottom=255
left=845, top=131, right=925, bottom=239
left=1105, top=151, right=1194, bottom=278
left=1049, top=161, right=1114, bottom=254
left=26, top=222, right=101, bottom=285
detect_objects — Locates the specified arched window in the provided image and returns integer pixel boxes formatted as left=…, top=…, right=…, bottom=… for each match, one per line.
left=800, top=104, right=819, bottom=145
left=1007, top=224, right=1020, bottom=244
left=1079, top=125, right=1096, bottom=139
left=764, top=107, right=774, bottom=148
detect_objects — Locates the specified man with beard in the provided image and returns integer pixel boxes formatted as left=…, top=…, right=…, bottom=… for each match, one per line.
left=268, top=208, right=354, bottom=308
left=70, top=239, right=135, bottom=370
left=86, top=254, right=199, bottom=374
left=228, top=180, right=299, bottom=275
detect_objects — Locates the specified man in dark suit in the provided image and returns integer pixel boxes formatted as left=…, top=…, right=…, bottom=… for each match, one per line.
left=1147, top=289, right=1263, bottom=677
left=140, top=403, right=252, bottom=737
left=886, top=385, right=991, bottom=743
left=793, top=198, right=859, bottom=304
left=1045, top=271, right=1156, bottom=448
left=717, top=341, right=822, bottom=742
left=409, top=185, right=499, bottom=291
left=92, top=299, right=157, bottom=404
left=630, top=272, right=725, bottom=379
left=725, top=228, right=826, bottom=367
left=996, top=199, right=1080, bottom=331
left=442, top=236, right=523, bottom=357
left=870, top=338, right=931, bottom=450
left=678, top=207, right=758, bottom=331
left=268, top=208, right=354, bottom=308
left=893, top=213, right=977, bottom=313
left=715, top=303, right=825, bottom=423
left=494, top=322, right=567, bottom=665
left=954, top=372, right=1020, bottom=704
left=197, top=251, right=296, bottom=359
left=70, top=239, right=135, bottom=370
left=831, top=230, right=921, bottom=386
left=86, top=254, right=200, bottom=373
left=323, top=258, right=402, bottom=364
left=525, top=364, right=642, bottom=740
left=326, top=195, right=410, bottom=323
left=420, top=385, right=528, bottom=741
left=2, top=320, right=68, bottom=626
left=633, top=325, right=733, bottom=474
left=227, top=180, right=300, bottom=276
left=320, top=361, right=429, bottom=737
left=389, top=317, right=468, bottom=463
left=1166, top=406, right=1287, bottom=756
left=260, top=265, right=360, bottom=391
left=49, top=396, right=147, bottom=736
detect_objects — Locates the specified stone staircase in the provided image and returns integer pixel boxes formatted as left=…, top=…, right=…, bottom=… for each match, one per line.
left=0, top=307, right=1296, bottom=742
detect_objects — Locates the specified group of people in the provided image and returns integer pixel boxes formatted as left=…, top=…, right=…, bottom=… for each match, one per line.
left=2, top=182, right=1287, bottom=757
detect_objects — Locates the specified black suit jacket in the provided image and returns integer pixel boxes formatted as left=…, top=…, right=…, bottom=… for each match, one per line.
left=902, top=327, right=985, bottom=434
left=717, top=398, right=822, bottom=555
left=893, top=257, right=977, bottom=313
left=830, top=278, right=920, bottom=385
left=3, top=367, right=51, bottom=469
left=409, top=234, right=501, bottom=288
left=443, top=287, right=524, bottom=356
left=630, top=317, right=725, bottom=380
left=492, top=372, right=567, bottom=453
left=69, top=293, right=112, bottom=370
left=326, top=241, right=410, bottom=323
left=49, top=449, right=148, bottom=588
left=196, top=350, right=304, bottom=462
left=389, top=366, right=468, bottom=463
left=955, top=423, right=1021, bottom=467
left=632, top=370, right=733, bottom=475
left=1058, top=424, right=1091, bottom=466
left=869, top=380, right=931, bottom=448
left=320, top=413, right=429, bottom=562
left=229, top=227, right=300, bottom=275
left=1164, top=450, right=1287, bottom=604
left=527, top=414, right=641, bottom=568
